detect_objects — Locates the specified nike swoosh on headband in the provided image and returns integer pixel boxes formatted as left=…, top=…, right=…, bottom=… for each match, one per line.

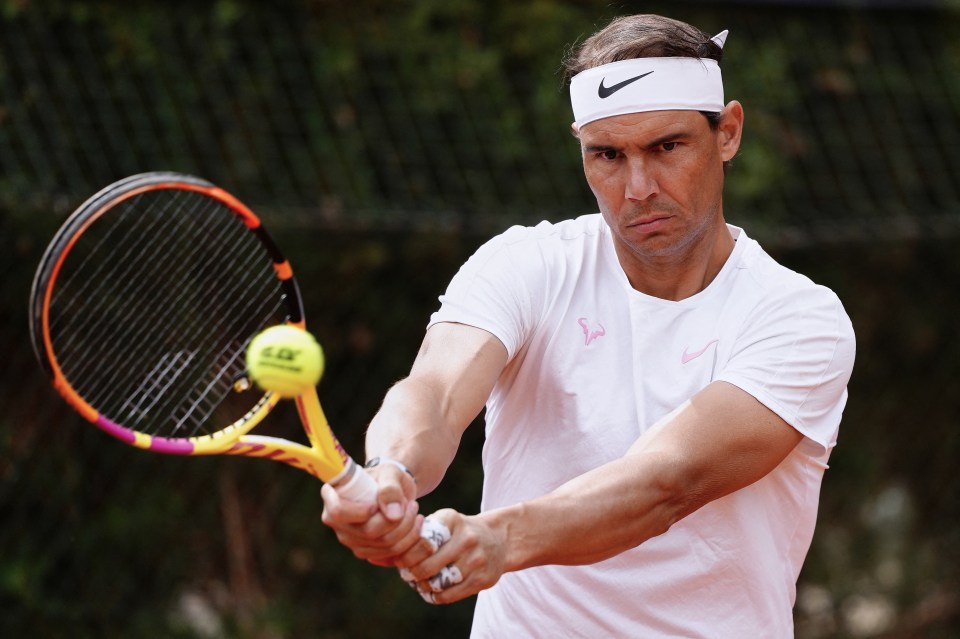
left=597, top=70, right=654, bottom=99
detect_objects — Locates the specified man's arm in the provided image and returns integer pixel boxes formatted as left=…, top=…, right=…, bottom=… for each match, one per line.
left=320, top=321, right=508, bottom=565
left=366, top=321, right=508, bottom=496
left=402, top=380, right=803, bottom=600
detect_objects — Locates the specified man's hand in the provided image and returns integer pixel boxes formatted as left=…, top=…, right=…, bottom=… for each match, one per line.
left=320, top=464, right=426, bottom=567
left=321, top=322, right=508, bottom=575
left=396, top=508, right=509, bottom=604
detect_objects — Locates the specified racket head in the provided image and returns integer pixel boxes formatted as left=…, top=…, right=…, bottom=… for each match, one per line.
left=29, top=172, right=302, bottom=456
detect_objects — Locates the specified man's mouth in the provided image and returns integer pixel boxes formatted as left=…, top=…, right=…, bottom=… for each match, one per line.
left=627, top=215, right=671, bottom=231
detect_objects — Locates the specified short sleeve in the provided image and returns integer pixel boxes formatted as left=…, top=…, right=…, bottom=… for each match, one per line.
left=428, top=225, right=546, bottom=360
left=716, top=285, right=856, bottom=455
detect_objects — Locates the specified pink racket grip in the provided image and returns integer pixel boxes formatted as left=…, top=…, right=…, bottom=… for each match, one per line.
left=329, top=459, right=379, bottom=504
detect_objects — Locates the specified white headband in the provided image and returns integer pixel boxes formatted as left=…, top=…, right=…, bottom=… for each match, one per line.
left=570, top=30, right=729, bottom=128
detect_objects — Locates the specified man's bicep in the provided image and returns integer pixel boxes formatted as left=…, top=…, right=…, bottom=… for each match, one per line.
left=717, top=287, right=855, bottom=454
left=410, top=322, right=509, bottom=432
left=628, top=381, right=803, bottom=514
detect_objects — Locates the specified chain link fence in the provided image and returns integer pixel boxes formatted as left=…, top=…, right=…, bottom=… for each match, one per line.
left=2, top=1, right=959, bottom=637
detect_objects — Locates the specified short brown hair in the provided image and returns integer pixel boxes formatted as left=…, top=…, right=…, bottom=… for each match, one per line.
left=562, top=14, right=723, bottom=83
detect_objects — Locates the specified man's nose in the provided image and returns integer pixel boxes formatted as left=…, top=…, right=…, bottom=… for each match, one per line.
left=624, top=158, right=659, bottom=201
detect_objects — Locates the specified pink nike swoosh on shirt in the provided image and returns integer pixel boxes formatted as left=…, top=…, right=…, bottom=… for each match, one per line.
left=681, top=339, right=719, bottom=364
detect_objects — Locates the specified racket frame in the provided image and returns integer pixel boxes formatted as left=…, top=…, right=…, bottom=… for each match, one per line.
left=30, top=173, right=362, bottom=489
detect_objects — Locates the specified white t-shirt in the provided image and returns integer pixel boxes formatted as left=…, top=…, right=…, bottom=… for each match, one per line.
left=428, top=214, right=855, bottom=638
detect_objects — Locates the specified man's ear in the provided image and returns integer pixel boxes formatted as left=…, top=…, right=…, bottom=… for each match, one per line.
left=570, top=122, right=580, bottom=139
left=718, top=100, right=744, bottom=162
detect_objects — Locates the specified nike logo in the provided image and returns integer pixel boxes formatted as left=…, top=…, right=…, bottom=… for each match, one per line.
left=681, top=339, right=719, bottom=364
left=597, top=71, right=654, bottom=99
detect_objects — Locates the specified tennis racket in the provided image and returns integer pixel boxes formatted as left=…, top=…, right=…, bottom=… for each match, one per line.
left=28, top=171, right=374, bottom=499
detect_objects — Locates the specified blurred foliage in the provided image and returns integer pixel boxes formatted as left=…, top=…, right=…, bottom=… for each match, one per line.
left=1, top=0, right=959, bottom=637
left=1, top=0, right=958, bottom=237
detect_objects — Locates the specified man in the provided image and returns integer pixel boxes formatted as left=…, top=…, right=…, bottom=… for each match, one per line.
left=321, top=14, right=855, bottom=637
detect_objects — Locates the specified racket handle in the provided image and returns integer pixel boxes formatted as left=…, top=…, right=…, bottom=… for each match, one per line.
left=330, top=459, right=379, bottom=504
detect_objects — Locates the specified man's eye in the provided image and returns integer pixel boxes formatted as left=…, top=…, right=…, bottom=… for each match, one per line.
left=598, top=149, right=619, bottom=160
left=661, top=142, right=678, bottom=152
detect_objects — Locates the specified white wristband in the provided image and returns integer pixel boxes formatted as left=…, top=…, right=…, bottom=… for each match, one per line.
left=364, top=456, right=415, bottom=481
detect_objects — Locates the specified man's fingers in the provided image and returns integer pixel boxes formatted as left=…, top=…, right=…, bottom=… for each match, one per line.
left=397, top=508, right=510, bottom=605
left=320, top=465, right=430, bottom=569
left=402, top=510, right=458, bottom=576
left=341, top=503, right=426, bottom=562
left=372, top=463, right=417, bottom=521
left=320, top=482, right=377, bottom=525
left=394, top=531, right=442, bottom=569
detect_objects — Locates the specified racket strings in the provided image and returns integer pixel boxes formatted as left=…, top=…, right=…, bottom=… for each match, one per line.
left=166, top=294, right=285, bottom=435
left=80, top=202, right=254, bottom=408
left=56, top=191, right=230, bottom=401
left=54, top=190, right=217, bottom=377
left=101, top=197, right=282, bottom=434
left=90, top=215, right=258, bottom=430
left=158, top=257, right=286, bottom=435
left=50, top=190, right=211, bottom=364
left=51, top=191, right=182, bottom=338
left=64, top=195, right=281, bottom=435
left=48, top=188, right=290, bottom=438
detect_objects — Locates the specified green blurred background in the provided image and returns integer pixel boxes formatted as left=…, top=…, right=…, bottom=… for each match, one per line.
left=2, top=0, right=958, bottom=637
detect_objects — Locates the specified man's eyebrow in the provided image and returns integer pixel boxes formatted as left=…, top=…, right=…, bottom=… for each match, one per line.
left=583, top=129, right=693, bottom=155
left=645, top=130, right=690, bottom=148
left=583, top=143, right=620, bottom=154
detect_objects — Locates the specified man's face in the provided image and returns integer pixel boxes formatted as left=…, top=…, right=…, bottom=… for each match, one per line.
left=577, top=104, right=742, bottom=264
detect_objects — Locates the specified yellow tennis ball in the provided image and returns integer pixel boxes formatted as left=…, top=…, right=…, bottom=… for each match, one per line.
left=245, top=325, right=324, bottom=398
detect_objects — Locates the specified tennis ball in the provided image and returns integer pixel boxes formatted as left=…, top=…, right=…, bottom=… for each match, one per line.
left=246, top=325, right=324, bottom=398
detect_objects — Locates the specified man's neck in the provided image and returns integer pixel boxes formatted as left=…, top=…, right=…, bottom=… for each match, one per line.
left=617, top=223, right=736, bottom=301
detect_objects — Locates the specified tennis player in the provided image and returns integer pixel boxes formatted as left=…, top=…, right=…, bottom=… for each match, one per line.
left=321, top=13, right=856, bottom=637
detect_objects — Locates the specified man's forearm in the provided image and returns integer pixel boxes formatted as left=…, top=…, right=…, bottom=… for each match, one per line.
left=365, top=323, right=508, bottom=497
left=480, top=451, right=684, bottom=572
left=475, top=382, right=805, bottom=574
left=365, top=377, right=465, bottom=496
